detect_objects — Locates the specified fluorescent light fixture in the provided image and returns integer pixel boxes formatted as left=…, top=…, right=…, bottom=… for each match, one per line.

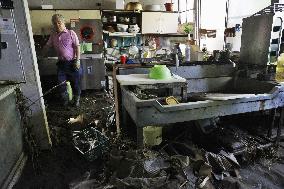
left=41, top=5, right=53, bottom=9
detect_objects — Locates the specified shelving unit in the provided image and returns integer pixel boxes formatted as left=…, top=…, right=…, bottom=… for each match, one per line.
left=102, top=10, right=142, bottom=49
left=101, top=10, right=142, bottom=32
left=101, top=10, right=184, bottom=50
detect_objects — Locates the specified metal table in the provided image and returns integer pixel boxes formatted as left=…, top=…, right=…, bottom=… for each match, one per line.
left=119, top=77, right=284, bottom=147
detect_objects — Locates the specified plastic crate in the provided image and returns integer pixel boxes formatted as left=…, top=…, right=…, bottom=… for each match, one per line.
left=72, top=127, right=109, bottom=161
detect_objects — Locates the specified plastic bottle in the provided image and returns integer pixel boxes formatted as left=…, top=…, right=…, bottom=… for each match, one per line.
left=185, top=44, right=191, bottom=62
left=66, top=81, right=73, bottom=101
left=276, top=53, right=284, bottom=82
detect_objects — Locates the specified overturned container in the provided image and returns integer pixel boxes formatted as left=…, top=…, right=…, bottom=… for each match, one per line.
left=72, top=127, right=109, bottom=161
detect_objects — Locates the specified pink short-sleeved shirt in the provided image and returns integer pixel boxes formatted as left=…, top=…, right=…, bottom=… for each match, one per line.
left=46, top=28, right=79, bottom=61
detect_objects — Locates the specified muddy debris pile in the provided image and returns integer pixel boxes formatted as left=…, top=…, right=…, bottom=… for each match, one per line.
left=67, top=137, right=246, bottom=189
left=44, top=91, right=282, bottom=189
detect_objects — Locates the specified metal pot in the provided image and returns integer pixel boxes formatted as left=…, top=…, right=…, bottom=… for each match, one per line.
left=125, top=2, right=143, bottom=11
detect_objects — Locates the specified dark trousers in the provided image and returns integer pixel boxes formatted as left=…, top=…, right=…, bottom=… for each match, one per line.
left=57, top=60, right=81, bottom=97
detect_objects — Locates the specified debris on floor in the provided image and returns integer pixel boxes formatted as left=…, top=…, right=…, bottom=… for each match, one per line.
left=14, top=90, right=284, bottom=189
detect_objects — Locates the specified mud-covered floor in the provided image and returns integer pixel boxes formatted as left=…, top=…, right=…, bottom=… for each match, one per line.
left=14, top=89, right=284, bottom=189
left=14, top=90, right=114, bottom=188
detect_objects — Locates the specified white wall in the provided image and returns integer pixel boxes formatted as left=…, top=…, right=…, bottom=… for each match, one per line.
left=227, top=0, right=271, bottom=51
left=200, top=0, right=271, bottom=52
left=200, top=0, right=227, bottom=51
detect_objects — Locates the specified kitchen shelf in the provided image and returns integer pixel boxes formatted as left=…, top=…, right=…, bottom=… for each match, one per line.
left=102, top=9, right=179, bottom=13
left=102, top=9, right=141, bottom=13
left=142, top=33, right=188, bottom=37
left=142, top=10, right=179, bottom=13
left=102, top=22, right=138, bottom=25
left=103, top=31, right=141, bottom=37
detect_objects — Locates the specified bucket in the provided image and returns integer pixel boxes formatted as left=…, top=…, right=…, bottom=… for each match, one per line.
left=164, top=3, right=173, bottom=11
left=143, top=126, right=162, bottom=146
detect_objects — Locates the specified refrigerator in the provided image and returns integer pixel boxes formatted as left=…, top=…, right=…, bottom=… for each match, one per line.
left=0, top=1, right=24, bottom=187
left=71, top=19, right=105, bottom=90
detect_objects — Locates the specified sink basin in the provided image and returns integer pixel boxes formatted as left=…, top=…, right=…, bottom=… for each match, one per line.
left=185, top=77, right=278, bottom=101
left=222, top=77, right=277, bottom=94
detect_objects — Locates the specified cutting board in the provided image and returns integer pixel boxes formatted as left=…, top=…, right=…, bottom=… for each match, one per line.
left=116, top=74, right=186, bottom=86
left=202, top=93, right=257, bottom=100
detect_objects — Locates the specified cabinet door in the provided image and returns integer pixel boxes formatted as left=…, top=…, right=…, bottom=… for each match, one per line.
left=142, top=12, right=161, bottom=34
left=160, top=12, right=178, bottom=34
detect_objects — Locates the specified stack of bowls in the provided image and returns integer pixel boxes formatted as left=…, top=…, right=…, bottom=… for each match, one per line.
left=117, top=24, right=128, bottom=32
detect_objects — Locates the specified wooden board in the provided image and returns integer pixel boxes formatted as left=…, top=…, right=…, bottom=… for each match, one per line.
left=116, top=74, right=186, bottom=86
left=202, top=93, right=257, bottom=100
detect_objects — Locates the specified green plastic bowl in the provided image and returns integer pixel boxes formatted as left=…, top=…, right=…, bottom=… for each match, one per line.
left=149, top=65, right=171, bottom=80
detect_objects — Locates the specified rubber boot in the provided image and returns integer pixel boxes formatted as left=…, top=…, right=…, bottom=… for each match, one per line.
left=73, top=95, right=80, bottom=107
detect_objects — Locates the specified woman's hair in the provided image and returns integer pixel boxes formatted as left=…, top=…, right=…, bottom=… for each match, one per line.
left=51, top=14, right=65, bottom=24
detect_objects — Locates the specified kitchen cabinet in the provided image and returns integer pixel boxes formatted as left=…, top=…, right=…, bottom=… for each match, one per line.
left=142, top=12, right=179, bottom=34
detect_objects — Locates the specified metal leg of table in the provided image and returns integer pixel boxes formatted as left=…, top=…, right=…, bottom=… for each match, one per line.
left=181, top=84, right=187, bottom=102
left=276, top=107, right=284, bottom=145
left=136, top=126, right=144, bottom=148
left=121, top=106, right=128, bottom=133
left=267, top=108, right=276, bottom=138
left=105, top=75, right=110, bottom=93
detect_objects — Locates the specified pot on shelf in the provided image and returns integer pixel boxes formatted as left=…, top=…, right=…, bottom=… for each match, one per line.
left=125, top=2, right=143, bottom=11
left=164, top=3, right=174, bottom=11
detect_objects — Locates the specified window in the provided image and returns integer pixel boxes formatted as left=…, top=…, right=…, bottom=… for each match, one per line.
left=179, top=0, right=194, bottom=23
